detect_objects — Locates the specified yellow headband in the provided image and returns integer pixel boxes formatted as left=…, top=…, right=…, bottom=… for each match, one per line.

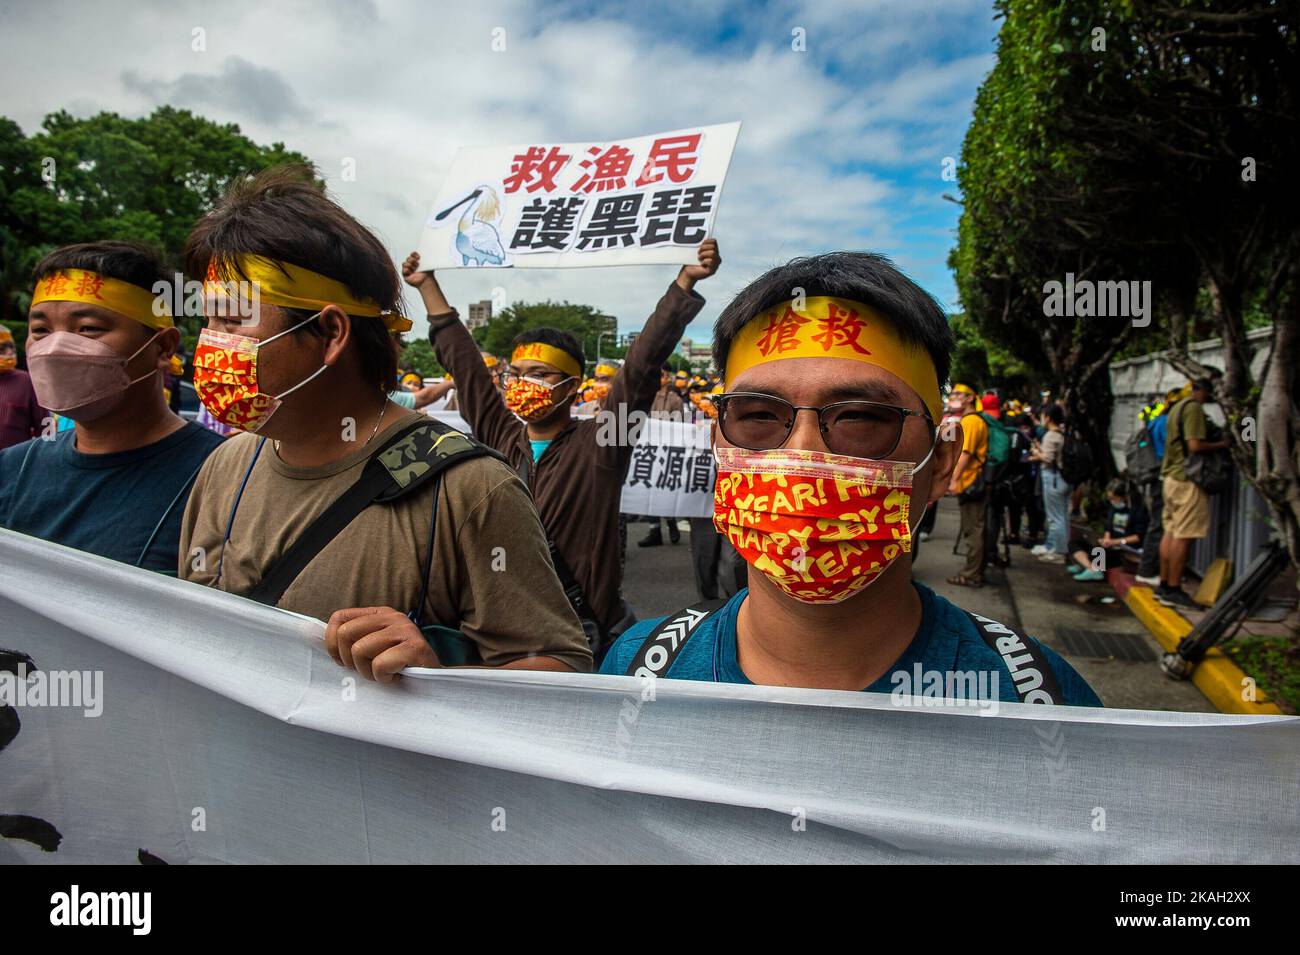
left=595, top=363, right=618, bottom=378
left=31, top=269, right=173, bottom=330
left=725, top=296, right=942, bottom=420
left=205, top=255, right=412, bottom=332
left=482, top=353, right=499, bottom=368
left=511, top=342, right=582, bottom=380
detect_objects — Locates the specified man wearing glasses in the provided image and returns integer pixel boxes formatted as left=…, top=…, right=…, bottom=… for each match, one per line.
left=600, top=252, right=1100, bottom=706
left=402, top=241, right=721, bottom=658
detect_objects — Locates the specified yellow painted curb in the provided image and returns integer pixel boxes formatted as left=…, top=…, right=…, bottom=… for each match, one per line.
left=1124, top=586, right=1282, bottom=716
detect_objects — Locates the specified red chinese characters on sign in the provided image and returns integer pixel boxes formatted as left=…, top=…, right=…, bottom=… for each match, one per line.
left=502, top=146, right=572, bottom=194
left=571, top=144, right=635, bottom=194
left=811, top=302, right=872, bottom=355
left=634, top=133, right=702, bottom=187
left=754, top=306, right=811, bottom=357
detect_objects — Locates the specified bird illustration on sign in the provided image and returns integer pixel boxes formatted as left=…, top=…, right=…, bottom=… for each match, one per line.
left=433, top=185, right=508, bottom=267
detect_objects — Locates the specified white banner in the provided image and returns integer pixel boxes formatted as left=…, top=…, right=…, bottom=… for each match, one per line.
left=1, top=529, right=1297, bottom=863
left=416, top=122, right=740, bottom=269
left=619, top=417, right=716, bottom=518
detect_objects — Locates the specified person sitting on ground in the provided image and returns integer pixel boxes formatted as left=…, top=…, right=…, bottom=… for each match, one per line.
left=1067, top=479, right=1148, bottom=582
left=600, top=251, right=1101, bottom=706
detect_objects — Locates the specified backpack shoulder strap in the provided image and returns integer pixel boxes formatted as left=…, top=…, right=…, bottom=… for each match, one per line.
left=963, top=610, right=1066, bottom=705
left=247, top=417, right=499, bottom=607
left=625, top=600, right=724, bottom=678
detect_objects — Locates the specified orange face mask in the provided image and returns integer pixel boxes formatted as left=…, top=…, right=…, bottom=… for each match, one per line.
left=505, top=375, right=572, bottom=422
left=712, top=445, right=930, bottom=604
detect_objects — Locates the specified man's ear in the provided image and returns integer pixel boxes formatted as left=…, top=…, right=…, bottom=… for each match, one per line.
left=318, top=305, right=352, bottom=366
left=154, top=327, right=181, bottom=369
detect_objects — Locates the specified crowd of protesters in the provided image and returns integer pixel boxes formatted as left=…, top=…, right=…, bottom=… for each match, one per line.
left=21, top=161, right=1253, bottom=705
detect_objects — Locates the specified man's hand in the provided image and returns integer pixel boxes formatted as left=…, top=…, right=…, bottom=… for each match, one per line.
left=402, top=251, right=453, bottom=313
left=676, top=239, right=721, bottom=291
left=325, top=606, right=440, bottom=684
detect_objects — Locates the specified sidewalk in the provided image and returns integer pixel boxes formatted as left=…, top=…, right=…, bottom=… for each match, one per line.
left=913, top=500, right=1215, bottom=712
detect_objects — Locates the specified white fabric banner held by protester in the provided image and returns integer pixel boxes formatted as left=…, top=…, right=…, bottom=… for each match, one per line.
left=4, top=528, right=1296, bottom=864
left=416, top=122, right=740, bottom=269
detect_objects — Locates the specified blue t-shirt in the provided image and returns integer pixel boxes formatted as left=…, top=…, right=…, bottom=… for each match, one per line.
left=0, top=422, right=224, bottom=574
left=601, top=582, right=1102, bottom=706
left=530, top=439, right=552, bottom=461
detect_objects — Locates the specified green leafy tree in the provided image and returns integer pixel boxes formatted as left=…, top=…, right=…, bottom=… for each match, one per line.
left=0, top=107, right=310, bottom=333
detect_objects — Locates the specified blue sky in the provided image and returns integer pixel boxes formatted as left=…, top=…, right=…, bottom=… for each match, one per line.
left=0, top=0, right=1001, bottom=343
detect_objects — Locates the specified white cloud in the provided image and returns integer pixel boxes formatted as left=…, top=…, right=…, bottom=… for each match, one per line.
left=0, top=0, right=995, bottom=345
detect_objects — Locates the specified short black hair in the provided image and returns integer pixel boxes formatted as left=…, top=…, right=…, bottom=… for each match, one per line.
left=712, top=252, right=954, bottom=390
left=184, top=164, right=401, bottom=393
left=1046, top=404, right=1066, bottom=426
left=33, top=240, right=168, bottom=295
left=512, top=327, right=584, bottom=372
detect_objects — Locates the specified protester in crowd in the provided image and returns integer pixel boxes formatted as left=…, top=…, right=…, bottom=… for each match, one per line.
left=650, top=365, right=686, bottom=421
left=178, top=166, right=590, bottom=679
left=1156, top=376, right=1229, bottom=610
left=402, top=238, right=720, bottom=658
left=1133, top=389, right=1178, bottom=586
left=0, top=323, right=46, bottom=451
left=389, top=372, right=453, bottom=411
left=1029, top=404, right=1071, bottom=563
left=1002, top=407, right=1038, bottom=545
left=636, top=365, right=686, bottom=550
left=946, top=382, right=988, bottom=588
left=600, top=251, right=1100, bottom=706
left=0, top=241, right=223, bottom=573
left=1068, top=479, right=1148, bottom=582
left=444, top=352, right=500, bottom=411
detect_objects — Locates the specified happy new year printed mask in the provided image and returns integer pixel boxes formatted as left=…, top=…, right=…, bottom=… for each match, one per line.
left=192, top=314, right=326, bottom=433
left=713, top=445, right=922, bottom=604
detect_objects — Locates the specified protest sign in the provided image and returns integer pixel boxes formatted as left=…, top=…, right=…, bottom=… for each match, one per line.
left=416, top=122, right=740, bottom=269
left=619, top=417, right=715, bottom=518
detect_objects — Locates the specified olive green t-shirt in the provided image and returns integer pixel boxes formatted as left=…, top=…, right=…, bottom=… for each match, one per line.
left=1161, top=398, right=1207, bottom=482
left=178, top=410, right=592, bottom=671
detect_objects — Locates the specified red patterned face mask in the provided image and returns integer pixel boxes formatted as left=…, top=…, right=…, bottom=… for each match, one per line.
left=505, top=375, right=572, bottom=422
left=713, top=445, right=930, bottom=604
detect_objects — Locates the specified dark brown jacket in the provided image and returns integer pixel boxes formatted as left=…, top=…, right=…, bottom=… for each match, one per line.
left=432, top=281, right=704, bottom=632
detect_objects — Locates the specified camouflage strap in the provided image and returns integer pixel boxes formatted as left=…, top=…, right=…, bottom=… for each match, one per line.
left=246, top=417, right=500, bottom=609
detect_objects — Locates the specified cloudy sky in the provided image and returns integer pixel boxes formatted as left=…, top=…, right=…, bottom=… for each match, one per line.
left=0, top=0, right=998, bottom=344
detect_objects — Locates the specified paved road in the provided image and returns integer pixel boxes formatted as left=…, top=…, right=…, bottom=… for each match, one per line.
left=620, top=504, right=1214, bottom=712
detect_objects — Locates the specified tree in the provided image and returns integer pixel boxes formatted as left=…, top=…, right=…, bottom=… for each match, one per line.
left=0, top=107, right=311, bottom=331
left=398, top=338, right=444, bottom=379
left=474, top=300, right=625, bottom=367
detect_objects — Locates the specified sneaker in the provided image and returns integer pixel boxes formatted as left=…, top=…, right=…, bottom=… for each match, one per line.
left=918, top=531, right=931, bottom=542
left=1158, top=588, right=1199, bottom=610
left=1030, top=544, right=1049, bottom=556
left=1037, top=552, right=1064, bottom=564
left=637, top=529, right=663, bottom=548
left=1067, top=564, right=1087, bottom=576
left=1134, top=574, right=1161, bottom=587
left=1075, top=569, right=1105, bottom=582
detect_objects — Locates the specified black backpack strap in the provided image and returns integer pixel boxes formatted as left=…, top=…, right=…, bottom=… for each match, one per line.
left=246, top=417, right=500, bottom=607
left=513, top=453, right=604, bottom=645
left=625, top=600, right=724, bottom=678
left=964, top=610, right=1065, bottom=704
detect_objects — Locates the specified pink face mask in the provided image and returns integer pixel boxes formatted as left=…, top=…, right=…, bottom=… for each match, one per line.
left=27, top=330, right=162, bottom=422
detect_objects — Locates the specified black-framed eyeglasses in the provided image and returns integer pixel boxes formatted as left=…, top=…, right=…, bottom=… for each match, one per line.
left=714, top=392, right=935, bottom=460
